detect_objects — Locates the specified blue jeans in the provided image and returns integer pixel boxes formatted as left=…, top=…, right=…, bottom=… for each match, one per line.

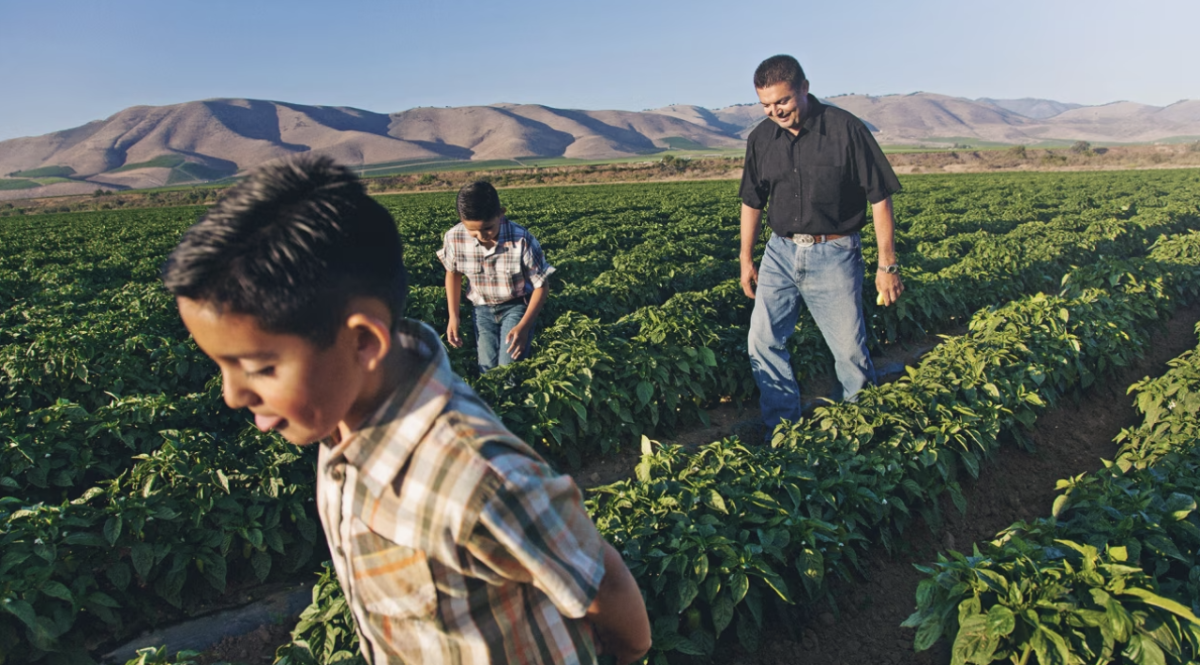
left=473, top=299, right=531, bottom=373
left=748, top=232, right=875, bottom=430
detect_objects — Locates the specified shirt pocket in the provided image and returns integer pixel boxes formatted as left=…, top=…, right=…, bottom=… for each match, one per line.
left=350, top=538, right=438, bottom=619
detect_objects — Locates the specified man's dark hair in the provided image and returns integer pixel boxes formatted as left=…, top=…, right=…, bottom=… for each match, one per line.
left=162, top=154, right=407, bottom=347
left=456, top=181, right=502, bottom=222
left=754, top=55, right=806, bottom=92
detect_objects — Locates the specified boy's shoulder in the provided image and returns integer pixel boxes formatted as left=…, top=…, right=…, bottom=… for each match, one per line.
left=355, top=364, right=555, bottom=545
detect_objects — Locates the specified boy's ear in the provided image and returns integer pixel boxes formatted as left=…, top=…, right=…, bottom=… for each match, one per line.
left=344, top=307, right=392, bottom=372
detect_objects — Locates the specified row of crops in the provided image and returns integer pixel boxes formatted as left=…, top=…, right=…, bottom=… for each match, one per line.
left=1, top=169, right=1199, bottom=663
left=906, top=321, right=1200, bottom=664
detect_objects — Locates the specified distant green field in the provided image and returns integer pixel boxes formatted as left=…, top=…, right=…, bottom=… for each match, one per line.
left=111, top=155, right=188, bottom=172
left=661, top=136, right=707, bottom=150
left=354, top=148, right=745, bottom=178
left=32, top=177, right=76, bottom=185
left=166, top=161, right=235, bottom=185
left=0, top=179, right=41, bottom=190
left=10, top=165, right=76, bottom=178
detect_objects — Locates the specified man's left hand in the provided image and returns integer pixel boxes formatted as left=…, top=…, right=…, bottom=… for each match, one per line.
left=505, top=324, right=531, bottom=360
left=876, top=271, right=904, bottom=306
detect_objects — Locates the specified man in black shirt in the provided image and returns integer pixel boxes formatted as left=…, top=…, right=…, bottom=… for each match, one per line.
left=739, top=54, right=904, bottom=433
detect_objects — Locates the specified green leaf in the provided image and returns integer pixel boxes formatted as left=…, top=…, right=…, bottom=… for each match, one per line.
left=132, top=542, right=155, bottom=580
left=104, top=515, right=123, bottom=547
left=39, top=581, right=72, bottom=604
left=1122, top=587, right=1200, bottom=623
left=1031, top=625, right=1071, bottom=665
left=986, top=605, right=1015, bottom=637
left=705, top=489, right=728, bottom=514
left=951, top=614, right=998, bottom=665
left=1052, top=493, right=1070, bottom=518
left=636, top=381, right=653, bottom=407
left=252, top=549, right=272, bottom=582
left=107, top=562, right=132, bottom=591
left=914, top=616, right=943, bottom=652
left=0, top=598, right=38, bottom=631
left=215, top=469, right=231, bottom=494
left=712, top=594, right=734, bottom=636
left=730, top=572, right=749, bottom=604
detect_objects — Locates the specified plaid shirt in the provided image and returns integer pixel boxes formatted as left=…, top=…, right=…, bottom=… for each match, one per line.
left=436, top=218, right=555, bottom=306
left=316, top=319, right=604, bottom=664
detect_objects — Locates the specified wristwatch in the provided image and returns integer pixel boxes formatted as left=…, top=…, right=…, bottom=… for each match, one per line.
left=878, top=263, right=901, bottom=275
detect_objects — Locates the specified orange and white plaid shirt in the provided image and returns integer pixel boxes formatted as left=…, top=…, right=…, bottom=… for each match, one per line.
left=316, top=319, right=605, bottom=664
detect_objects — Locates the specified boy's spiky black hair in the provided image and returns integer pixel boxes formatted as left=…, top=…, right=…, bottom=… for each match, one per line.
left=162, top=154, right=406, bottom=346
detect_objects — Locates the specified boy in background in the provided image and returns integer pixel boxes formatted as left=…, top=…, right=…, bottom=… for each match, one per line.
left=438, top=181, right=553, bottom=373
left=162, top=156, right=650, bottom=665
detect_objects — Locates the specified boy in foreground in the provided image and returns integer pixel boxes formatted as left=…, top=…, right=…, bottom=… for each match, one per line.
left=162, top=156, right=650, bottom=665
left=438, top=181, right=552, bottom=373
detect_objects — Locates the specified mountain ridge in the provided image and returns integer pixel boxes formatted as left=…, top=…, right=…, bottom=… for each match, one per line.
left=2, top=93, right=1197, bottom=195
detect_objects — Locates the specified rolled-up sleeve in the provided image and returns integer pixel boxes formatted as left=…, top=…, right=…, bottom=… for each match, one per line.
left=436, top=231, right=457, bottom=273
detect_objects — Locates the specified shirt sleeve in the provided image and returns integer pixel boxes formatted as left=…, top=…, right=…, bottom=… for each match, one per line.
left=850, top=121, right=902, bottom=204
left=467, top=442, right=605, bottom=618
left=739, top=134, right=768, bottom=210
left=436, top=228, right=458, bottom=273
left=521, top=234, right=556, bottom=289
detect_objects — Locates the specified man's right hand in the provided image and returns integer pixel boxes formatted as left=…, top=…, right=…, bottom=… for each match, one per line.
left=740, top=259, right=759, bottom=299
left=446, top=317, right=463, bottom=348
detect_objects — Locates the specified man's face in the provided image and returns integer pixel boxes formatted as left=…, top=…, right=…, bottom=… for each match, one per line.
left=177, top=297, right=365, bottom=446
left=756, top=80, right=810, bottom=134
left=462, top=214, right=503, bottom=248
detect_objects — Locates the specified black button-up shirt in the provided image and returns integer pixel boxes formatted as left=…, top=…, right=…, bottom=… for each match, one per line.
left=739, top=95, right=901, bottom=237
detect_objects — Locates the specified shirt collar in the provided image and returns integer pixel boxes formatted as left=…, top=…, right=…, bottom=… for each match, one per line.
left=771, top=94, right=825, bottom=140
left=323, top=318, right=455, bottom=498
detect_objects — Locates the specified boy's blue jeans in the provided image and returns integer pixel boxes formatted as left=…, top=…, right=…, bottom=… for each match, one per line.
left=748, top=232, right=876, bottom=431
left=473, top=298, right=531, bottom=373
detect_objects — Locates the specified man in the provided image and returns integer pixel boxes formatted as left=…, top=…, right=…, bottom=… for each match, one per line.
left=739, top=54, right=904, bottom=433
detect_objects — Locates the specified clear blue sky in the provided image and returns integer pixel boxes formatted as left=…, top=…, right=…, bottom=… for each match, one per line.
left=1, top=0, right=1196, bottom=142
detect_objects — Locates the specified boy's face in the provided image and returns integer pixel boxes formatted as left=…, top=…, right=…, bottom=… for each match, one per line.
left=177, top=297, right=367, bottom=446
left=462, top=212, right=504, bottom=248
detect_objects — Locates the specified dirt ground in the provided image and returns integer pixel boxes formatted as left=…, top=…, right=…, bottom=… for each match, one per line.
left=196, top=623, right=293, bottom=665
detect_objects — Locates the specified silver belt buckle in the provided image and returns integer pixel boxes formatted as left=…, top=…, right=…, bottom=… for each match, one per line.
left=792, top=233, right=815, bottom=247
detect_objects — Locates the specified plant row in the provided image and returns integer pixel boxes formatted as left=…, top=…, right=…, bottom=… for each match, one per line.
left=903, top=321, right=1200, bottom=664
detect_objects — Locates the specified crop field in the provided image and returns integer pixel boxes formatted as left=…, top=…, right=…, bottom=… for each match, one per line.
left=2, top=169, right=1200, bottom=664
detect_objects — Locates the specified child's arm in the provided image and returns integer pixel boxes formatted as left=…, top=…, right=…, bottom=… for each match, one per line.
left=445, top=270, right=465, bottom=348
left=505, top=283, right=548, bottom=360
left=586, top=542, right=652, bottom=665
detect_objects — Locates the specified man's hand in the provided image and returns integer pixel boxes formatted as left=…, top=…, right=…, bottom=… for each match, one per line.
left=739, top=204, right=763, bottom=299
left=875, top=271, right=904, bottom=306
left=446, top=316, right=463, bottom=348
left=505, top=323, right=530, bottom=360
left=741, top=259, right=759, bottom=299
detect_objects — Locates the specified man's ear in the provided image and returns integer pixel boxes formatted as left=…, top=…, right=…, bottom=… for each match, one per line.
left=345, top=309, right=392, bottom=372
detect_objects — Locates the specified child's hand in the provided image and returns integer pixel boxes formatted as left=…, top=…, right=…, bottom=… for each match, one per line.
left=446, top=318, right=463, bottom=348
left=505, top=324, right=530, bottom=360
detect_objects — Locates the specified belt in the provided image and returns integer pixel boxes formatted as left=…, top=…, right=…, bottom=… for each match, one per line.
left=781, top=232, right=847, bottom=247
